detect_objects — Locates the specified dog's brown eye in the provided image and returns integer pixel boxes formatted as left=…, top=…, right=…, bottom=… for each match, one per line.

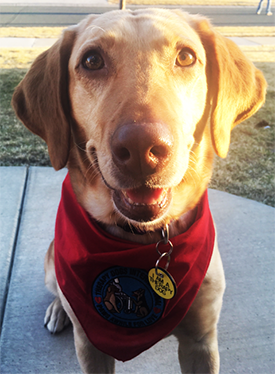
left=176, top=50, right=196, bottom=67
left=82, top=52, right=104, bottom=70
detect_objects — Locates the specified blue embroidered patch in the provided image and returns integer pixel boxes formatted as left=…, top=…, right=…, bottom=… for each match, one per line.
left=92, top=266, right=165, bottom=328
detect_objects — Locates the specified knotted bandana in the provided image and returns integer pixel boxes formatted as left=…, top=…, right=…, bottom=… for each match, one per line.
left=55, top=173, right=214, bottom=361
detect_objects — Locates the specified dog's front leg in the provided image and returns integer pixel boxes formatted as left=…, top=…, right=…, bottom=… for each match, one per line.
left=60, top=291, right=115, bottom=374
left=44, top=240, right=71, bottom=333
left=177, top=327, right=220, bottom=374
left=45, top=240, right=115, bottom=373
left=73, top=321, right=115, bottom=374
left=173, top=239, right=225, bottom=374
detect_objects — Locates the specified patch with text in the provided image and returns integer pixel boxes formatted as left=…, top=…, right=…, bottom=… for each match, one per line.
left=92, top=266, right=165, bottom=328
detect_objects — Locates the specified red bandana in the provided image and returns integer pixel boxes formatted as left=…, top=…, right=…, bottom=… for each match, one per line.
left=55, top=173, right=214, bottom=361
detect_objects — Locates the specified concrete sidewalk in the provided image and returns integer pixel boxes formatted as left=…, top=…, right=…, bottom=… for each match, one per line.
left=1, top=3, right=274, bottom=58
left=0, top=166, right=274, bottom=373
left=1, top=35, right=274, bottom=50
left=1, top=4, right=275, bottom=27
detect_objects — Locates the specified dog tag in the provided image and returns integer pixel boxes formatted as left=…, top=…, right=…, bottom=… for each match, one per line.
left=148, top=267, right=177, bottom=300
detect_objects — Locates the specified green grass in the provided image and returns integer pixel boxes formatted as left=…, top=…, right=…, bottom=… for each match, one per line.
left=210, top=63, right=275, bottom=206
left=0, top=64, right=274, bottom=206
left=0, top=69, right=50, bottom=166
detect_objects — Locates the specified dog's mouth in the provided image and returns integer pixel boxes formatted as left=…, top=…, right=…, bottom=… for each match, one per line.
left=113, top=186, right=172, bottom=222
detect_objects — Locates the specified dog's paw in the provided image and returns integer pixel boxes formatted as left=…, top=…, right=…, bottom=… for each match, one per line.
left=44, top=297, right=71, bottom=334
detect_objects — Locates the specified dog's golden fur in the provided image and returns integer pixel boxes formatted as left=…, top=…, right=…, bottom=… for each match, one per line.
left=12, top=9, right=266, bottom=373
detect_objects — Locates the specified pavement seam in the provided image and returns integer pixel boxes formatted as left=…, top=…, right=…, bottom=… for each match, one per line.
left=0, top=166, right=29, bottom=334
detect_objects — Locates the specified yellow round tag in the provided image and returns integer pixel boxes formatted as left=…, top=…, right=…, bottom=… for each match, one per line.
left=148, top=268, right=177, bottom=300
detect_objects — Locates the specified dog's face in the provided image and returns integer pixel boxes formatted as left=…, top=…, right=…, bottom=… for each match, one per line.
left=68, top=10, right=208, bottom=228
left=12, top=9, right=266, bottom=233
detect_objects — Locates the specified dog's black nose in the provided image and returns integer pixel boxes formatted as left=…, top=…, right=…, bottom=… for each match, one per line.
left=111, top=122, right=173, bottom=177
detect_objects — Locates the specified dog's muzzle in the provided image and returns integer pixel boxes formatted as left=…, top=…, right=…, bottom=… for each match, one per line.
left=110, top=121, right=174, bottom=222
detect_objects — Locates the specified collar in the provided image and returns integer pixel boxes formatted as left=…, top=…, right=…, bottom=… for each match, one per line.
left=116, top=222, right=154, bottom=235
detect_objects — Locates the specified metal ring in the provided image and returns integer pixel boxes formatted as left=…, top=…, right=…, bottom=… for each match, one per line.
left=156, top=239, right=173, bottom=257
left=161, top=224, right=169, bottom=244
left=155, top=252, right=171, bottom=276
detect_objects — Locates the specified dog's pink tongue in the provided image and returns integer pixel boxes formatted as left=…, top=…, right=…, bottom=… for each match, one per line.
left=125, top=187, right=165, bottom=205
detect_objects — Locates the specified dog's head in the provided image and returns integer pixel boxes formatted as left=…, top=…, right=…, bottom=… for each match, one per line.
left=12, top=9, right=266, bottom=233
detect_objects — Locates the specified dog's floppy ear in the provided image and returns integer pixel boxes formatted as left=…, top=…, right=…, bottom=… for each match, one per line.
left=12, top=28, right=77, bottom=170
left=194, top=19, right=266, bottom=158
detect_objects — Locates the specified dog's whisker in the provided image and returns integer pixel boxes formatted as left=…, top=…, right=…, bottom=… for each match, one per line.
left=85, top=163, right=100, bottom=182
left=73, top=141, right=88, bottom=153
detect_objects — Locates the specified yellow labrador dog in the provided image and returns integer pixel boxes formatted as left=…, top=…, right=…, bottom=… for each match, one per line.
left=12, top=9, right=266, bottom=374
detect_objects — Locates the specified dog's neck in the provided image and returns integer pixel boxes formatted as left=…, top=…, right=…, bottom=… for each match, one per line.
left=100, top=207, right=197, bottom=245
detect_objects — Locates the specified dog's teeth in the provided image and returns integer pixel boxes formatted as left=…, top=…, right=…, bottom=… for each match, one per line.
left=122, top=191, right=138, bottom=205
left=124, top=193, right=134, bottom=204
left=128, top=196, right=135, bottom=204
